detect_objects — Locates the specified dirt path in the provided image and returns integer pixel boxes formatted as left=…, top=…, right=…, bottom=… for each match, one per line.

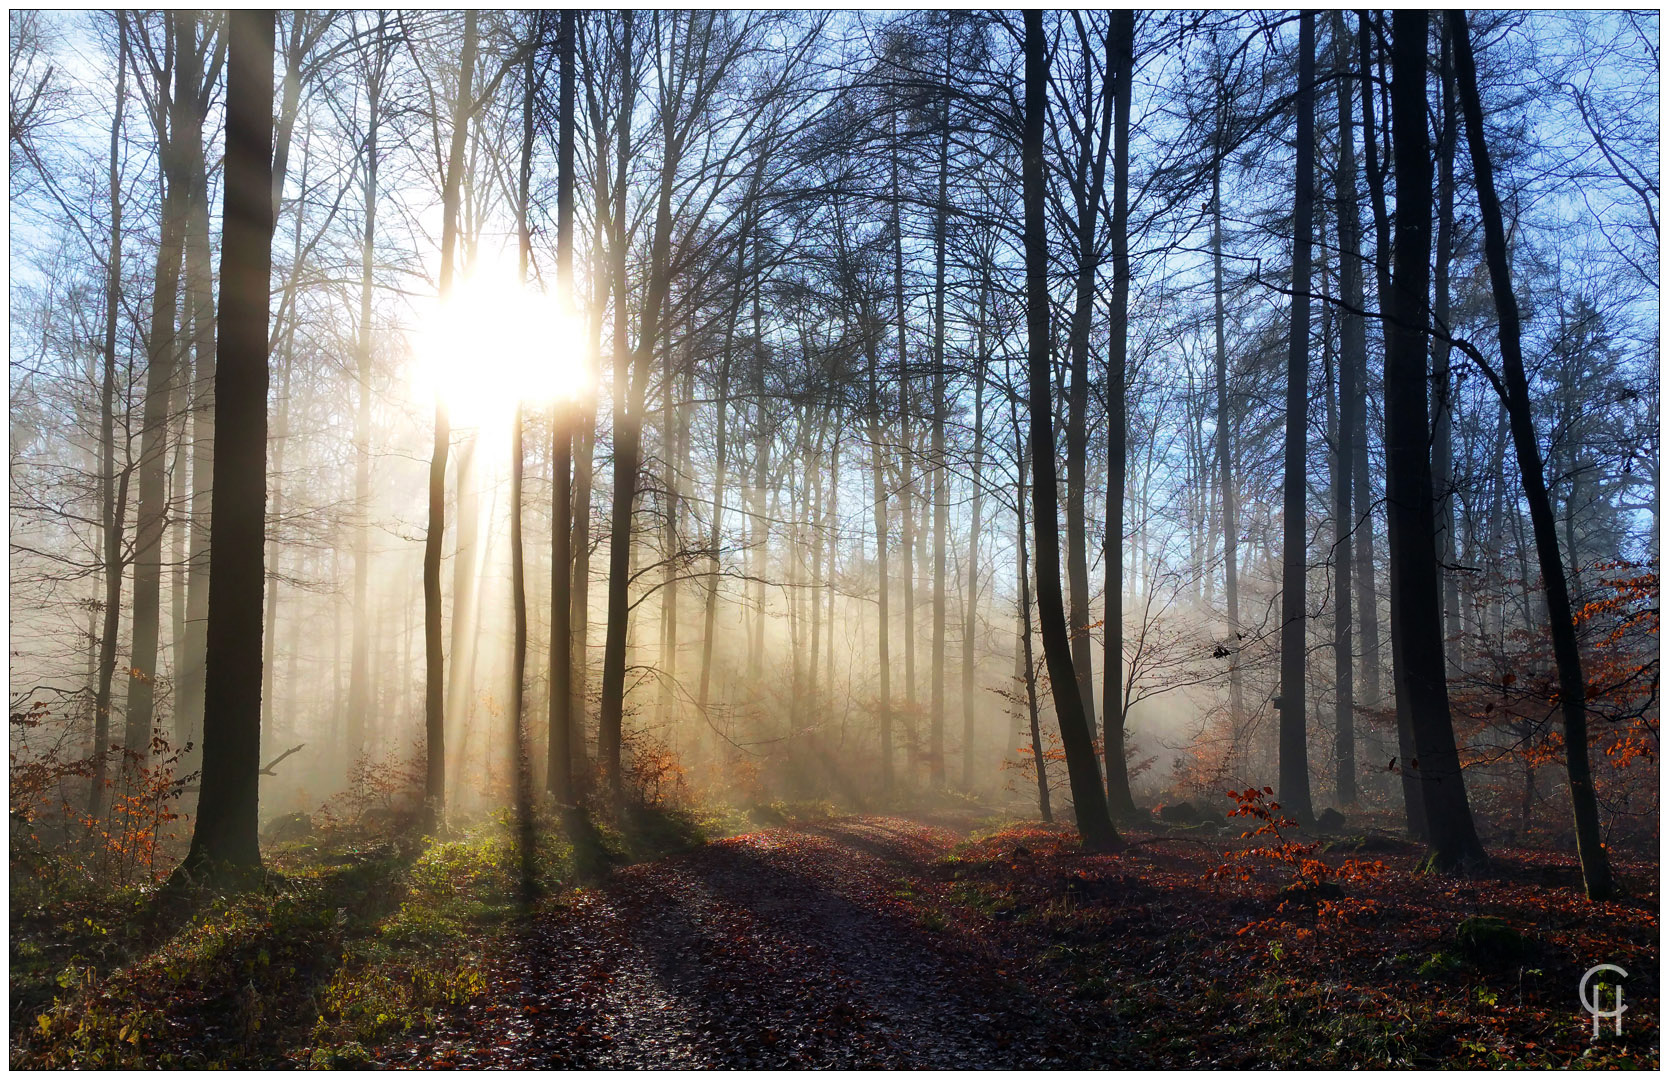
left=386, top=816, right=1104, bottom=1069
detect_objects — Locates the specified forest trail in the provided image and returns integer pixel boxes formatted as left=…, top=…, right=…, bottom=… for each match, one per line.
left=386, top=816, right=1104, bottom=1068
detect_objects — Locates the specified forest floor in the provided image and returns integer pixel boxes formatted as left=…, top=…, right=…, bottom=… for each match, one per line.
left=388, top=811, right=1657, bottom=1069
left=10, top=804, right=1659, bottom=1069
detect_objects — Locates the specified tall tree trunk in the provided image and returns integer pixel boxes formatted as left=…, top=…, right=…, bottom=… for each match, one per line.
left=1330, top=9, right=1361, bottom=807
left=1211, top=104, right=1244, bottom=729
left=346, top=18, right=385, bottom=763
left=182, top=8, right=274, bottom=874
left=1278, top=11, right=1316, bottom=825
left=176, top=22, right=215, bottom=763
left=961, top=271, right=989, bottom=790
left=697, top=206, right=747, bottom=717
left=1429, top=24, right=1461, bottom=667
left=508, top=12, right=542, bottom=881
left=423, top=10, right=478, bottom=830
left=1449, top=9, right=1612, bottom=899
left=1101, top=10, right=1135, bottom=816
left=1358, top=10, right=1410, bottom=830
left=749, top=233, right=770, bottom=685
left=547, top=9, right=577, bottom=804
left=929, top=31, right=951, bottom=787
left=1065, top=18, right=1115, bottom=735
left=90, top=17, right=131, bottom=819
left=1385, top=10, right=1485, bottom=871
left=260, top=172, right=304, bottom=763
left=125, top=11, right=192, bottom=767
left=1023, top=11, right=1118, bottom=851
left=602, top=12, right=681, bottom=808
left=1013, top=404, right=1050, bottom=823
left=890, top=117, right=917, bottom=733
left=867, top=330, right=894, bottom=793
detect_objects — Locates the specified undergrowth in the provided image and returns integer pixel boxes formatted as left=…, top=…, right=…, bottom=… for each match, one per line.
left=9, top=801, right=732, bottom=1069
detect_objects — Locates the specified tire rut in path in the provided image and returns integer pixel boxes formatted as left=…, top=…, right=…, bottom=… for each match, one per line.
left=391, top=816, right=1068, bottom=1068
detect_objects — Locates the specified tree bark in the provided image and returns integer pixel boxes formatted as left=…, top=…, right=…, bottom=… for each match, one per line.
left=1449, top=8, right=1612, bottom=899
left=1385, top=10, right=1485, bottom=871
left=125, top=11, right=192, bottom=767
left=602, top=12, right=684, bottom=808
left=867, top=316, right=894, bottom=794
left=1065, top=16, right=1115, bottom=735
left=1013, top=404, right=1050, bottom=823
left=548, top=8, right=576, bottom=804
left=423, top=10, right=478, bottom=830
left=176, top=13, right=216, bottom=763
left=1354, top=11, right=1387, bottom=718
left=1101, top=10, right=1135, bottom=816
left=1277, top=11, right=1316, bottom=825
left=346, top=15, right=386, bottom=764
left=1430, top=24, right=1462, bottom=666
left=1330, top=9, right=1361, bottom=807
left=90, top=17, right=131, bottom=819
left=1359, top=11, right=1413, bottom=832
left=1023, top=11, right=1118, bottom=850
left=182, top=7, right=274, bottom=874
left=961, top=270, right=989, bottom=790
left=1211, top=91, right=1244, bottom=731
left=929, top=25, right=951, bottom=787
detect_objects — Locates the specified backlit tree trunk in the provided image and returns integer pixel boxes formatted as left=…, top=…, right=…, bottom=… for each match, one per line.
left=182, top=7, right=274, bottom=874
left=1449, top=8, right=1612, bottom=899
left=1384, top=10, right=1485, bottom=871
left=423, top=10, right=478, bottom=830
left=1023, top=10, right=1117, bottom=851
left=1277, top=11, right=1316, bottom=825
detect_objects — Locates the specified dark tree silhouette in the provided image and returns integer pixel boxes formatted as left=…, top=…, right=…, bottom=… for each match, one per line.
left=1384, top=10, right=1485, bottom=872
left=1449, top=9, right=1614, bottom=900
left=1277, top=10, right=1316, bottom=825
left=1023, top=9, right=1117, bottom=851
left=181, top=8, right=274, bottom=875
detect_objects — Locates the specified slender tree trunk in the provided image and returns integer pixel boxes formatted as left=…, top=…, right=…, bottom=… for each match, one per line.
left=547, top=9, right=577, bottom=803
left=961, top=272, right=988, bottom=790
left=1330, top=9, right=1361, bottom=807
left=1278, top=11, right=1316, bottom=825
left=508, top=13, right=543, bottom=877
left=1358, top=10, right=1409, bottom=829
left=90, top=19, right=131, bottom=818
left=929, top=38, right=951, bottom=788
left=182, top=8, right=273, bottom=874
left=1065, top=20, right=1115, bottom=742
left=867, top=332, right=894, bottom=793
left=1430, top=25, right=1461, bottom=667
left=176, top=33, right=215, bottom=762
left=1211, top=111, right=1243, bottom=729
left=1385, top=10, right=1485, bottom=871
left=749, top=233, right=770, bottom=685
left=1101, top=11, right=1135, bottom=816
left=1023, top=11, right=1117, bottom=850
left=1449, top=9, right=1611, bottom=899
left=1013, top=406, right=1050, bottom=823
left=890, top=119, right=916, bottom=733
left=602, top=12, right=678, bottom=808
left=125, top=11, right=192, bottom=766
left=260, top=176, right=304, bottom=758
left=423, top=10, right=478, bottom=830
left=346, top=22, right=384, bottom=762
left=697, top=213, right=746, bottom=716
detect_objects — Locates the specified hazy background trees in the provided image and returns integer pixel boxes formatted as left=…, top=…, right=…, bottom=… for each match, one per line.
left=8, top=11, right=1658, bottom=875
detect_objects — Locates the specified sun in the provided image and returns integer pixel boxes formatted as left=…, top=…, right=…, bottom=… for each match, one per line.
left=410, top=255, right=591, bottom=434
